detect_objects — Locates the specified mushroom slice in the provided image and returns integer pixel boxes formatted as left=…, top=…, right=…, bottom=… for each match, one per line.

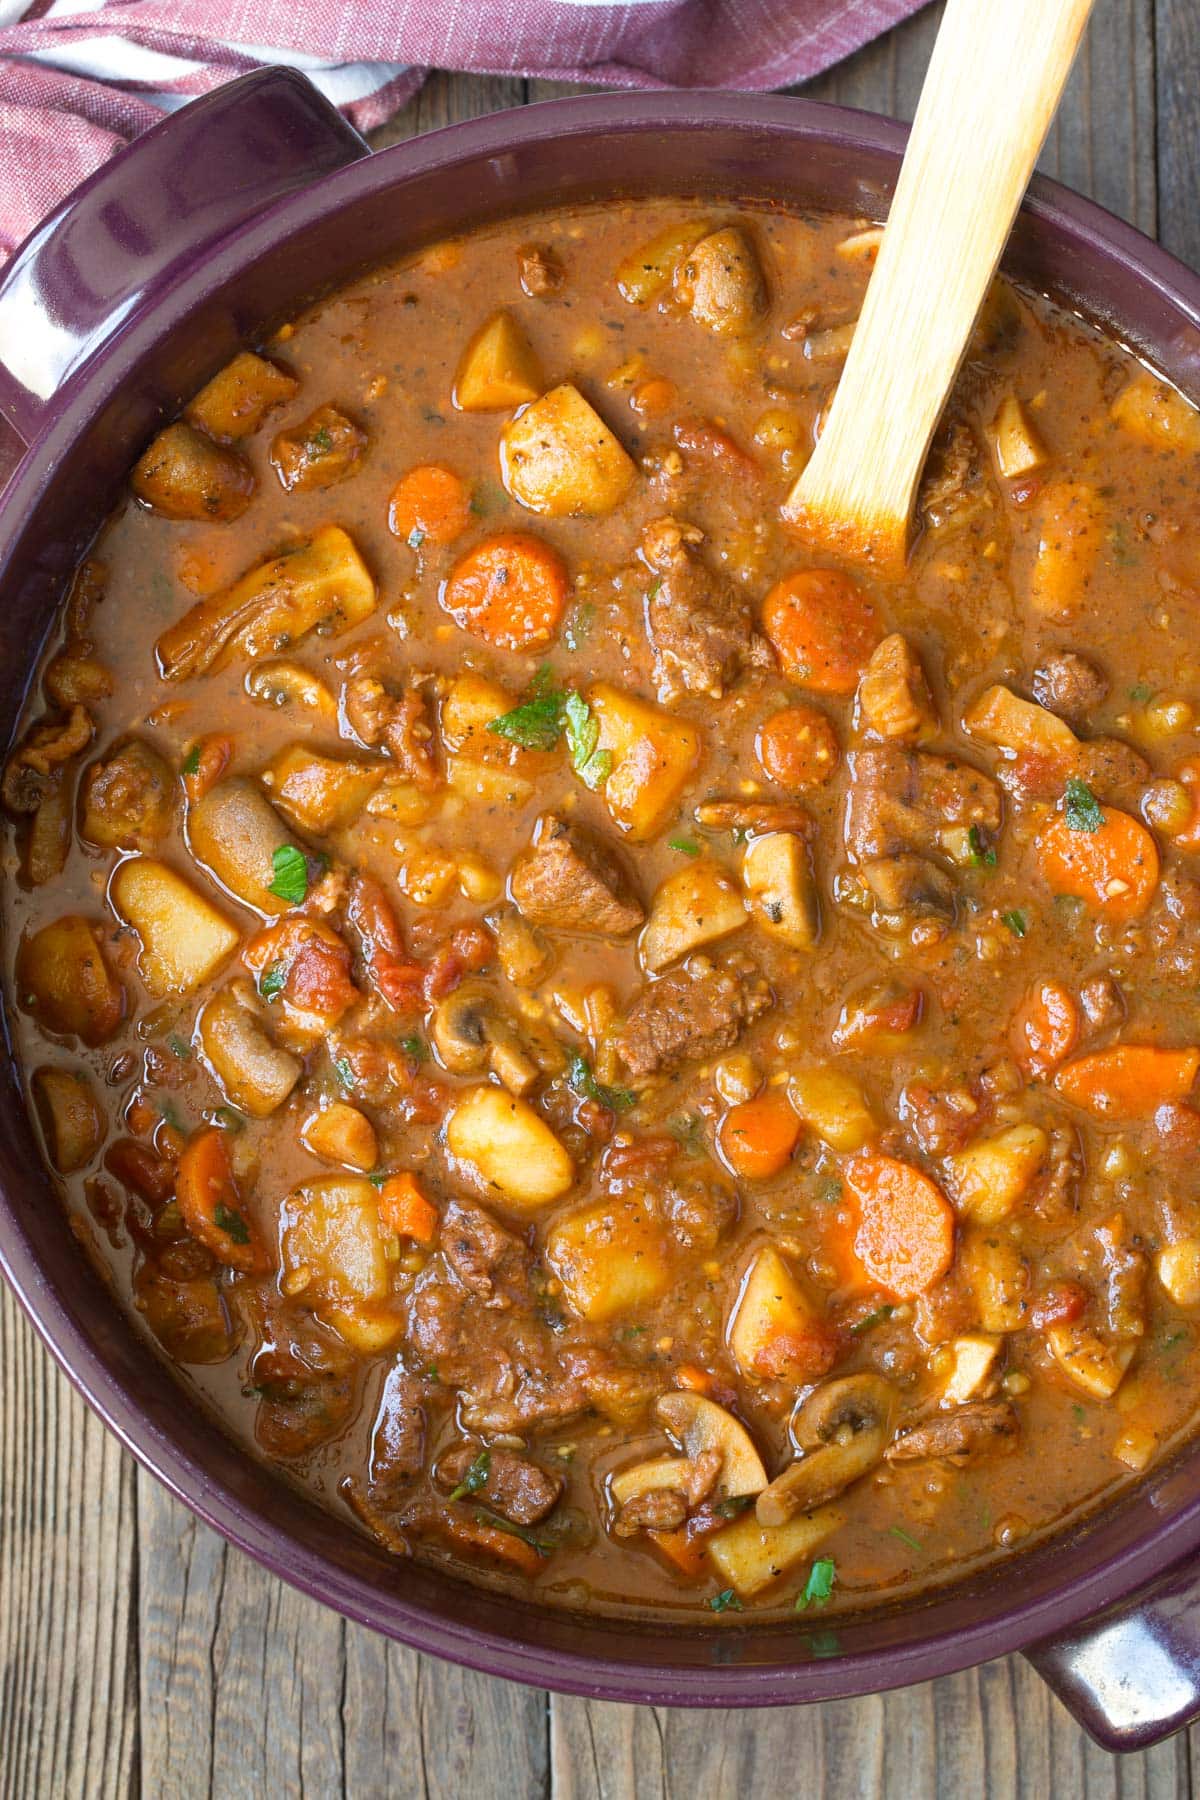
left=609, top=1454, right=697, bottom=1508
left=429, top=979, right=542, bottom=1096
left=654, top=1392, right=767, bottom=1498
left=756, top=1373, right=896, bottom=1526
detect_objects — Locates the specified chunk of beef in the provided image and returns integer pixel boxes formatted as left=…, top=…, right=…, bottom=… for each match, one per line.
left=885, top=1400, right=1017, bottom=1462
left=845, top=746, right=1001, bottom=920
left=1073, top=735, right=1150, bottom=799
left=1032, top=651, right=1109, bottom=726
left=81, top=739, right=174, bottom=851
left=639, top=517, right=771, bottom=703
left=672, top=227, right=766, bottom=337
left=860, top=854, right=956, bottom=919
left=3, top=705, right=94, bottom=813
left=920, top=421, right=989, bottom=530
left=343, top=676, right=439, bottom=792
left=270, top=404, right=366, bottom=492
left=900, top=1081, right=989, bottom=1157
left=369, top=1363, right=427, bottom=1502
left=517, top=243, right=565, bottom=298
left=856, top=634, right=937, bottom=743
left=1079, top=974, right=1124, bottom=1035
left=613, top=1488, right=689, bottom=1537
left=1152, top=869, right=1200, bottom=984
left=435, top=1441, right=564, bottom=1524
left=406, top=1271, right=589, bottom=1434
left=615, top=956, right=772, bottom=1080
left=1094, top=1212, right=1148, bottom=1340
left=653, top=1167, right=738, bottom=1251
left=510, top=814, right=644, bottom=936
left=440, top=1199, right=530, bottom=1308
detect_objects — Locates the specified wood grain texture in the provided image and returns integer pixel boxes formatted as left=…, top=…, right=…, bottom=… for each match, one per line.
left=3, top=6, right=1199, bottom=1795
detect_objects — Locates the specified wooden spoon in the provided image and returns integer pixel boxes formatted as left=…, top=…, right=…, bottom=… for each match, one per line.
left=783, top=0, right=1095, bottom=571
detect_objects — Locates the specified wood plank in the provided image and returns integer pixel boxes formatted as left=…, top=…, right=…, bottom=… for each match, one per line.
left=1156, top=0, right=1200, bottom=265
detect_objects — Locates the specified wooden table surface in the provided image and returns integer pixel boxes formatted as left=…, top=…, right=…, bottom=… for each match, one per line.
left=5, top=3, right=1200, bottom=1794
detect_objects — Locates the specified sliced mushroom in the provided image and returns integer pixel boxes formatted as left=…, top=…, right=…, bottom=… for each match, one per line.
left=654, top=1391, right=767, bottom=1498
left=246, top=659, right=337, bottom=720
left=742, top=831, right=820, bottom=949
left=198, top=981, right=303, bottom=1118
left=429, top=979, right=540, bottom=1096
left=756, top=1373, right=896, bottom=1525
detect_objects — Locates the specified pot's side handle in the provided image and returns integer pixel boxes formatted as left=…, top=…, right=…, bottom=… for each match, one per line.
left=0, top=67, right=368, bottom=444
left=1027, top=1557, right=1200, bottom=1752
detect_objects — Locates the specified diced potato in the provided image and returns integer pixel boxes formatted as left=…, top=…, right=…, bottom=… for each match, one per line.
left=672, top=227, right=766, bottom=338
left=131, top=422, right=254, bottom=522
left=588, top=683, right=700, bottom=841
left=447, top=1085, right=573, bottom=1209
left=446, top=758, right=535, bottom=808
left=261, top=745, right=383, bottom=833
left=1110, top=370, right=1200, bottom=454
left=991, top=394, right=1048, bottom=479
left=1028, top=481, right=1105, bottom=617
left=185, top=350, right=298, bottom=442
left=500, top=384, right=636, bottom=517
left=156, top=524, right=376, bottom=681
left=946, top=1124, right=1048, bottom=1225
left=198, top=983, right=301, bottom=1118
left=727, top=1243, right=816, bottom=1384
left=655, top=1392, right=767, bottom=1497
left=188, top=778, right=310, bottom=917
left=1046, top=1321, right=1135, bottom=1399
left=742, top=832, right=820, bottom=950
left=788, top=1066, right=877, bottom=1152
left=302, top=1101, right=379, bottom=1172
left=942, top=1333, right=1001, bottom=1404
left=454, top=310, right=543, bottom=411
left=707, top=1504, right=843, bottom=1598
left=547, top=1193, right=670, bottom=1322
left=110, top=859, right=239, bottom=997
left=1155, top=1240, right=1200, bottom=1307
left=1112, top=1423, right=1158, bottom=1472
left=18, top=915, right=124, bottom=1045
left=639, top=860, right=746, bottom=973
left=33, top=1066, right=103, bottom=1171
left=615, top=220, right=709, bottom=305
left=962, top=683, right=1078, bottom=763
left=280, top=1175, right=402, bottom=1351
left=960, top=1229, right=1029, bottom=1333
left=610, top=1455, right=697, bottom=1508
left=365, top=780, right=442, bottom=826
left=397, top=842, right=458, bottom=908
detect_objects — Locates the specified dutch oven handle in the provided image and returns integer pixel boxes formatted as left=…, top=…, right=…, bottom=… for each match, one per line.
left=0, top=67, right=368, bottom=450
left=1028, top=1556, right=1200, bottom=1751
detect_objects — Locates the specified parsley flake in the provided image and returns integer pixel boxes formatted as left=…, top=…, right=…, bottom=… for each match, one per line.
left=1001, top=909, right=1028, bottom=939
left=796, top=1557, right=836, bottom=1611
left=334, top=1056, right=355, bottom=1091
left=487, top=666, right=565, bottom=751
left=568, top=1054, right=636, bottom=1114
left=709, top=1588, right=743, bottom=1613
left=258, top=962, right=287, bottom=1001
left=1064, top=776, right=1104, bottom=833
left=268, top=843, right=310, bottom=905
left=562, top=690, right=613, bottom=791
left=967, top=824, right=997, bottom=867
left=668, top=836, right=701, bottom=857
left=307, top=425, right=334, bottom=457
left=406, top=526, right=426, bottom=551
left=214, top=1203, right=250, bottom=1246
left=850, top=1304, right=894, bottom=1336
left=889, top=1524, right=923, bottom=1554
left=400, top=1033, right=428, bottom=1064
left=181, top=745, right=202, bottom=777
left=450, top=1449, right=491, bottom=1501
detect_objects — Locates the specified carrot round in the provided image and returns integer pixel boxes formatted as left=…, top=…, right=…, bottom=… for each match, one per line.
left=718, top=1090, right=801, bottom=1179
left=1011, top=978, right=1079, bottom=1077
left=1055, top=1045, right=1200, bottom=1118
left=441, top=533, right=569, bottom=650
left=761, top=568, right=882, bottom=694
left=378, top=1172, right=439, bottom=1245
left=389, top=463, right=472, bottom=547
left=1036, top=806, right=1159, bottom=920
left=844, top=1152, right=955, bottom=1300
left=756, top=703, right=840, bottom=791
left=175, top=1126, right=271, bottom=1274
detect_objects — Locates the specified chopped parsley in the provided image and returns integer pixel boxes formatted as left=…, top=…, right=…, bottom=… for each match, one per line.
left=667, top=1112, right=705, bottom=1154
left=709, top=1588, right=743, bottom=1613
left=1129, top=682, right=1154, bottom=704
left=1001, top=908, right=1028, bottom=938
left=475, top=1511, right=550, bottom=1554
left=212, top=1106, right=245, bottom=1133
left=307, top=424, right=334, bottom=457
left=399, top=1033, right=428, bottom=1064
left=850, top=1304, right=894, bottom=1336
left=258, top=962, right=287, bottom=1001
left=889, top=1524, right=923, bottom=1554
left=406, top=526, right=425, bottom=551
left=668, top=836, right=701, bottom=857
left=449, top=1449, right=491, bottom=1500
left=181, top=744, right=202, bottom=777
left=1064, top=776, right=1104, bottom=833
left=967, top=824, right=997, bottom=867
left=333, top=1056, right=355, bottom=1091
left=795, top=1556, right=836, bottom=1611
left=214, top=1203, right=250, bottom=1246
left=562, top=690, right=613, bottom=790
left=487, top=666, right=565, bottom=751
left=815, top=1175, right=843, bottom=1205
left=268, top=843, right=310, bottom=905
left=568, top=1053, right=636, bottom=1114
left=167, top=1033, right=192, bottom=1060
left=367, top=1170, right=388, bottom=1188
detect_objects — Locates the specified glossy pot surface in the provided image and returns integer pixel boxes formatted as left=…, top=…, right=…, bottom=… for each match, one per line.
left=3, top=71, right=1200, bottom=1751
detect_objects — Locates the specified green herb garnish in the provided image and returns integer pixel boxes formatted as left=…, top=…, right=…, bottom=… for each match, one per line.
left=367, top=1170, right=388, bottom=1188
left=889, top=1525, right=923, bottom=1554
left=450, top=1449, right=491, bottom=1501
left=1129, top=682, right=1153, bottom=704
left=307, top=425, right=334, bottom=457
left=406, top=526, right=425, bottom=550
left=181, top=745, right=202, bottom=777
left=214, top=1203, right=250, bottom=1246
left=399, top=1033, right=428, bottom=1064
left=562, top=690, right=613, bottom=791
left=967, top=824, right=997, bottom=867
left=850, top=1304, right=894, bottom=1336
left=334, top=1056, right=355, bottom=1091
left=815, top=1175, right=843, bottom=1205
left=1064, top=776, right=1104, bottom=833
left=268, top=843, right=310, bottom=905
left=668, top=836, right=701, bottom=857
left=474, top=1511, right=550, bottom=1554
left=709, top=1588, right=743, bottom=1613
left=667, top=1112, right=704, bottom=1155
left=167, top=1033, right=192, bottom=1060
left=796, top=1557, right=836, bottom=1611
left=568, top=1054, right=636, bottom=1114
left=258, top=962, right=287, bottom=1001
left=487, top=666, right=565, bottom=751
left=212, top=1106, right=245, bottom=1133
left=1001, top=909, right=1028, bottom=939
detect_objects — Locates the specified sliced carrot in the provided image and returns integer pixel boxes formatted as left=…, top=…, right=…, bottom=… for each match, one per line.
left=761, top=568, right=882, bottom=694
left=378, top=1172, right=439, bottom=1245
left=183, top=733, right=232, bottom=803
left=388, top=463, right=472, bottom=547
left=672, top=1363, right=715, bottom=1395
left=755, top=703, right=840, bottom=791
left=718, top=1090, right=801, bottom=1179
left=1036, top=806, right=1159, bottom=921
left=1011, top=978, right=1079, bottom=1077
left=649, top=1527, right=707, bottom=1578
left=441, top=532, right=569, bottom=651
left=844, top=1152, right=956, bottom=1301
left=174, top=1126, right=271, bottom=1274
left=1054, top=1045, right=1200, bottom=1119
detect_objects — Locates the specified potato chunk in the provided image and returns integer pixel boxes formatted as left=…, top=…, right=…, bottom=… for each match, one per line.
left=454, top=310, right=543, bottom=411
left=615, top=220, right=709, bottom=305
left=185, top=350, right=298, bottom=442
left=261, top=745, right=383, bottom=833
left=672, top=226, right=766, bottom=337
left=946, top=1123, right=1047, bottom=1225
left=639, top=860, right=746, bottom=973
left=588, top=683, right=701, bottom=841
left=1028, top=481, right=1105, bottom=617
left=1110, top=370, right=1200, bottom=454
left=156, top=524, right=375, bottom=682
left=500, top=384, right=636, bottom=517
left=788, top=1066, right=876, bottom=1151
left=943, top=1333, right=1001, bottom=1404
left=131, top=422, right=254, bottom=521
left=963, top=683, right=1078, bottom=766
left=110, top=859, right=239, bottom=997
left=1156, top=1240, right=1200, bottom=1307
left=742, top=831, right=820, bottom=950
left=547, top=1194, right=670, bottom=1322
left=728, top=1243, right=823, bottom=1384
left=446, top=1086, right=573, bottom=1209
left=33, top=1066, right=103, bottom=1171
left=18, top=916, right=124, bottom=1045
left=1046, top=1321, right=1134, bottom=1399
left=301, top=1101, right=379, bottom=1172
left=188, top=779, right=311, bottom=917
left=81, top=738, right=175, bottom=851
left=707, top=1504, right=842, bottom=1597
left=991, top=394, right=1048, bottom=478
left=280, top=1175, right=402, bottom=1352
left=198, top=983, right=302, bottom=1118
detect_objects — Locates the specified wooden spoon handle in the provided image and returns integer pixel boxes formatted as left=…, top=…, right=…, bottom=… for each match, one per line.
left=784, top=0, right=1095, bottom=569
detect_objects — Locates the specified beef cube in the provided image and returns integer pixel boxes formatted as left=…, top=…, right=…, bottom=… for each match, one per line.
left=435, top=1441, right=564, bottom=1524
left=640, top=517, right=770, bottom=704
left=510, top=814, right=643, bottom=935
left=615, top=957, right=771, bottom=1079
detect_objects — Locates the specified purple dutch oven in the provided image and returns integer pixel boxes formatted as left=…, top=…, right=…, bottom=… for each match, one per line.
left=3, top=69, right=1200, bottom=1753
